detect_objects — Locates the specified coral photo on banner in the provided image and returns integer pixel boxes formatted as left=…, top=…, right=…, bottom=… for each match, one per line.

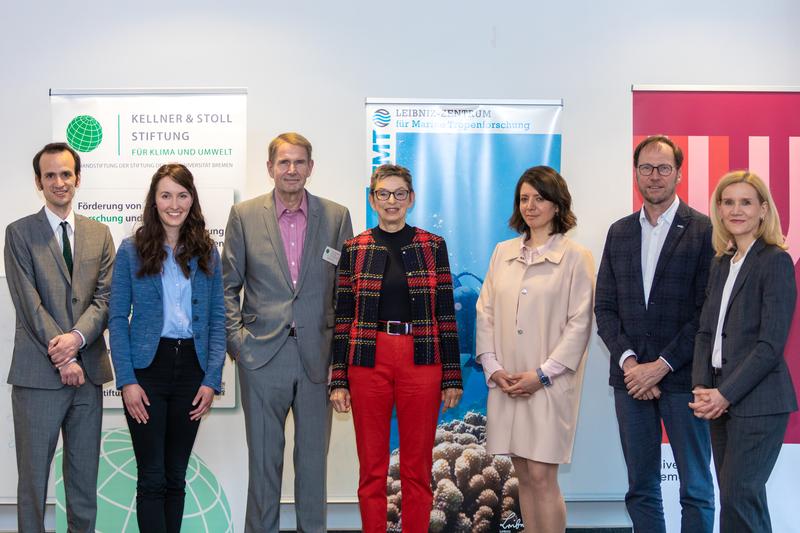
left=366, top=98, right=562, bottom=532
left=633, top=86, right=800, bottom=533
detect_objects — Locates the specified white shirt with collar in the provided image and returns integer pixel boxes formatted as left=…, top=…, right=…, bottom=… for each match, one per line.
left=619, top=195, right=680, bottom=370
left=44, top=205, right=75, bottom=253
left=44, top=206, right=85, bottom=349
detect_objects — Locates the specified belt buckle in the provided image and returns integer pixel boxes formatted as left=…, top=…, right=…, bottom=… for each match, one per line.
left=384, top=320, right=411, bottom=336
left=385, top=320, right=402, bottom=336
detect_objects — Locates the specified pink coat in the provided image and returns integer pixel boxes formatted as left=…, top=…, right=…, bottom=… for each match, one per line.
left=476, top=234, right=595, bottom=463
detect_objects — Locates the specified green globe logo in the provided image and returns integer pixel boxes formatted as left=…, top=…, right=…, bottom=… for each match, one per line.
left=55, top=427, right=233, bottom=532
left=66, top=115, right=103, bottom=152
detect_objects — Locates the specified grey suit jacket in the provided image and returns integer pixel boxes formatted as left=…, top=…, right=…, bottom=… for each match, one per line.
left=222, top=190, right=353, bottom=383
left=693, top=238, right=798, bottom=416
left=4, top=208, right=115, bottom=389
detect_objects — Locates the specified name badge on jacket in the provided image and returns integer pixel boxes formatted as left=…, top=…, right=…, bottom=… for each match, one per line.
left=322, top=246, right=341, bottom=266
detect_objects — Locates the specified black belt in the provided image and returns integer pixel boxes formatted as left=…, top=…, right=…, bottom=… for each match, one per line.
left=377, top=320, right=413, bottom=336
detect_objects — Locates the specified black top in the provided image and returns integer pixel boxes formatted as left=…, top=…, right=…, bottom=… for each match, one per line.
left=372, top=224, right=414, bottom=322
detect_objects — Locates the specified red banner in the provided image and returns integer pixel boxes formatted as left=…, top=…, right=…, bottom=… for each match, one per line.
left=633, top=88, right=800, bottom=442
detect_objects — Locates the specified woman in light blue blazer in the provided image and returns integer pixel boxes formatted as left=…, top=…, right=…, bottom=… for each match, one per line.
left=109, top=163, right=225, bottom=533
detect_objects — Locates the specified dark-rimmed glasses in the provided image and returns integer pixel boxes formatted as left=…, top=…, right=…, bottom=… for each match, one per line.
left=373, top=189, right=410, bottom=201
left=637, top=164, right=674, bottom=177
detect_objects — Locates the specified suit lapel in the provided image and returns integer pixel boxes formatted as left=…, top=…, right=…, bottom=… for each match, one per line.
left=294, top=193, right=320, bottom=294
left=150, top=251, right=163, bottom=296
left=151, top=247, right=203, bottom=297
left=262, top=192, right=294, bottom=290
left=628, top=216, right=645, bottom=305
left=71, top=215, right=87, bottom=267
left=725, top=239, right=764, bottom=313
left=651, top=202, right=689, bottom=290
left=189, top=255, right=198, bottom=283
left=38, top=208, right=72, bottom=284
left=707, top=256, right=730, bottom=324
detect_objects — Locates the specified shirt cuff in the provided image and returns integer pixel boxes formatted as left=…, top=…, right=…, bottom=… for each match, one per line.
left=71, top=329, right=86, bottom=349
left=659, top=356, right=674, bottom=372
left=58, top=357, right=78, bottom=370
left=477, top=352, right=504, bottom=388
left=541, top=358, right=567, bottom=380
left=619, top=349, right=636, bottom=370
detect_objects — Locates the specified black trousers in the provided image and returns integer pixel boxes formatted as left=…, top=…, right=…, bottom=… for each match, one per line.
left=125, top=338, right=205, bottom=533
left=711, top=411, right=789, bottom=533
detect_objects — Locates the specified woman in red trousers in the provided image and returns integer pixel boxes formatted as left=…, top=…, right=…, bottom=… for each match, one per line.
left=330, top=164, right=462, bottom=533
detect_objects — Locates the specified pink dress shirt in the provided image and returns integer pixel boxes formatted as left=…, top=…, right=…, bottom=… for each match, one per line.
left=274, top=191, right=308, bottom=287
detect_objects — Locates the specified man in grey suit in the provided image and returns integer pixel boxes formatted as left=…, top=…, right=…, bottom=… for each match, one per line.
left=223, top=132, right=353, bottom=532
left=4, top=142, right=115, bottom=533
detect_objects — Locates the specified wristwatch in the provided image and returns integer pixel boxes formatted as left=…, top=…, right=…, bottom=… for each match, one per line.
left=536, top=367, right=552, bottom=387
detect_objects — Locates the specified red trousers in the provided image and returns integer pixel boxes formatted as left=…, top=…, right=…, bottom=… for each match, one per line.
left=349, top=332, right=442, bottom=533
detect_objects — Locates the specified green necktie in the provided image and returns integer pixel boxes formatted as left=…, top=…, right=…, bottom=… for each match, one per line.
left=60, top=221, right=73, bottom=276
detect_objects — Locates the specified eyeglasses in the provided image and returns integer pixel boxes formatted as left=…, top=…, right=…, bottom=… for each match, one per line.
left=373, top=188, right=410, bottom=201
left=637, top=164, right=674, bottom=177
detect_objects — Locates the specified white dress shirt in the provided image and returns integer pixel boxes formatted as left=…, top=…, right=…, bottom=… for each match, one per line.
left=44, top=205, right=75, bottom=254
left=619, top=195, right=680, bottom=370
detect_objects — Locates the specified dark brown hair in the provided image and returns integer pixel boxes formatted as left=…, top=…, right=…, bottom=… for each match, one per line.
left=134, top=163, right=214, bottom=278
left=33, top=142, right=81, bottom=178
left=509, top=166, right=577, bottom=237
left=369, top=164, right=414, bottom=192
left=633, top=135, right=684, bottom=170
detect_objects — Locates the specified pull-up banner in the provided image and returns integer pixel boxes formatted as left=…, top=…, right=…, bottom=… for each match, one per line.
left=633, top=85, right=800, bottom=533
left=50, top=87, right=246, bottom=190
left=366, top=98, right=563, bottom=532
left=44, top=87, right=247, bottom=532
left=50, top=87, right=246, bottom=411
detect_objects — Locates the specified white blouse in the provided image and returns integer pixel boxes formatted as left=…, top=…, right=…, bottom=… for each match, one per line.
left=711, top=242, right=755, bottom=369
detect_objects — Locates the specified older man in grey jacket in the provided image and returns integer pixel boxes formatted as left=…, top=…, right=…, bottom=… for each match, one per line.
left=223, top=132, right=353, bottom=532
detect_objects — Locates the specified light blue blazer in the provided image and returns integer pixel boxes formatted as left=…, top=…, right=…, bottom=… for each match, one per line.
left=109, top=237, right=226, bottom=391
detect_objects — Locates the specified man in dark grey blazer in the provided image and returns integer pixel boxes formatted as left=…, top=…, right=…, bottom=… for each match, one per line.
left=223, top=132, right=353, bottom=532
left=4, top=142, right=115, bottom=533
left=595, top=136, right=715, bottom=532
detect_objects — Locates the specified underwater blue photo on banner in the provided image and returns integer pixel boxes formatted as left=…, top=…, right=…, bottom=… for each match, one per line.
left=364, top=101, right=563, bottom=447
left=365, top=100, right=563, bottom=530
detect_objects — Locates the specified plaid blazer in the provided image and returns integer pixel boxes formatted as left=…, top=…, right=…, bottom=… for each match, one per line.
left=330, top=227, right=462, bottom=390
left=595, top=201, right=714, bottom=393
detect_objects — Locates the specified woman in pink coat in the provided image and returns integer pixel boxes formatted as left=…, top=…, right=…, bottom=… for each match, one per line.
left=476, top=166, right=595, bottom=533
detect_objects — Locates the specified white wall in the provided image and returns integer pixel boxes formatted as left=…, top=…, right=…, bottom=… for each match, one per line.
left=1, top=1, right=799, bottom=530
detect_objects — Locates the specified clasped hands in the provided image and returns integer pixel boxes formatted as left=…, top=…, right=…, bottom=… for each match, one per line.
left=623, top=358, right=669, bottom=400
left=688, top=387, right=729, bottom=420
left=490, top=369, right=544, bottom=398
left=48, top=331, right=84, bottom=386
